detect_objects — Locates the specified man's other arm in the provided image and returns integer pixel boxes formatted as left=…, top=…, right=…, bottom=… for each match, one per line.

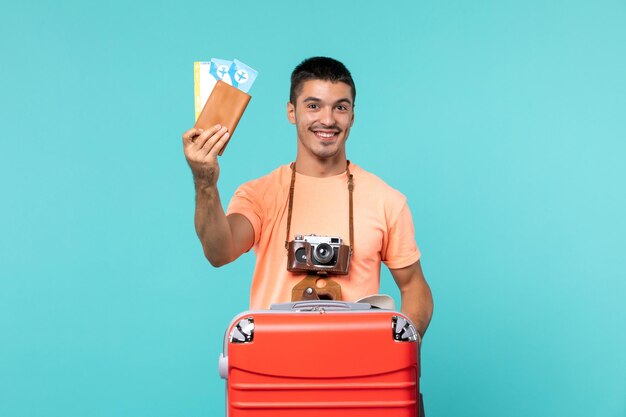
left=182, top=125, right=255, bottom=267
left=390, top=260, right=434, bottom=339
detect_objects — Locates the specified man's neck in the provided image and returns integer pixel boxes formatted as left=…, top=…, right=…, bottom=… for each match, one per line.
left=294, top=153, right=348, bottom=177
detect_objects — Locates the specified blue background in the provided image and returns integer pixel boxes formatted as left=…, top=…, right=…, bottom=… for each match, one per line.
left=1, top=0, right=625, bottom=416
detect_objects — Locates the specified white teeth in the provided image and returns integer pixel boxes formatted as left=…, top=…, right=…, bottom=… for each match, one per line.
left=315, top=132, right=336, bottom=138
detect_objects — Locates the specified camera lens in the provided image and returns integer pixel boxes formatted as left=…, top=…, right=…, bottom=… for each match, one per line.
left=313, top=243, right=334, bottom=265
left=295, top=247, right=307, bottom=263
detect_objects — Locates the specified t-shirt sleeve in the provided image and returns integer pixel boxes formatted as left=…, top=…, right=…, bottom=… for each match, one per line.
left=226, top=182, right=264, bottom=248
left=382, top=198, right=421, bottom=269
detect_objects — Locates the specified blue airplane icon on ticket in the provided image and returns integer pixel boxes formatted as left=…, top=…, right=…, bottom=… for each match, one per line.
left=228, top=59, right=258, bottom=93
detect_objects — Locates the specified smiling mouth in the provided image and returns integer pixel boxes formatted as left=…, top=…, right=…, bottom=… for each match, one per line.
left=312, top=130, right=339, bottom=140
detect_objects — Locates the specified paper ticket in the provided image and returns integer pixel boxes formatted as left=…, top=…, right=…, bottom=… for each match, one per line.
left=194, top=58, right=258, bottom=120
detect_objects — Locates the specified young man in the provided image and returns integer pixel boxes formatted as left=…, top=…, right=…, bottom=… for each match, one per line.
left=182, top=57, right=433, bottom=338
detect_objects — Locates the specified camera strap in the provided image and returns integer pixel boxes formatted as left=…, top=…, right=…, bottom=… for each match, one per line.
left=284, top=161, right=354, bottom=253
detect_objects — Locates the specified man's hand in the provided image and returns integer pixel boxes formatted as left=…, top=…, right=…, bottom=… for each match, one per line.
left=390, top=260, right=434, bottom=339
left=182, top=124, right=230, bottom=188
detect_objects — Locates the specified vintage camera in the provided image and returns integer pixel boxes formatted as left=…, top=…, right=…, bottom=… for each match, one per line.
left=287, top=234, right=351, bottom=275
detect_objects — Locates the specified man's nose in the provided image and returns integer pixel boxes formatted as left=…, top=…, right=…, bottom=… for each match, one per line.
left=319, top=106, right=335, bottom=126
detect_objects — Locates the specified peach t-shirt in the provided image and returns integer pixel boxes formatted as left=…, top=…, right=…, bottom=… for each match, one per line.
left=226, top=163, right=421, bottom=309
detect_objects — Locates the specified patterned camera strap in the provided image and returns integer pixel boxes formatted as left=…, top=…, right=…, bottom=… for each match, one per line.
left=284, top=161, right=354, bottom=253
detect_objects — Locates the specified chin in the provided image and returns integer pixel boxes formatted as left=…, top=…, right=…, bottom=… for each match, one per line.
left=312, top=147, right=340, bottom=159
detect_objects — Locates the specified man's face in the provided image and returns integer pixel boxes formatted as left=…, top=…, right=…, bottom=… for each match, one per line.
left=287, top=79, right=355, bottom=160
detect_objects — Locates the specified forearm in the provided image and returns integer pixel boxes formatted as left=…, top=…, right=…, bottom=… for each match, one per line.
left=400, top=281, right=433, bottom=339
left=194, top=183, right=236, bottom=267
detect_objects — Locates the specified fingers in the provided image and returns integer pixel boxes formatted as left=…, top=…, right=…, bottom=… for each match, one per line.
left=195, top=125, right=226, bottom=151
left=182, top=127, right=203, bottom=148
left=201, top=129, right=230, bottom=157
left=209, top=131, right=231, bottom=156
left=182, top=124, right=222, bottom=147
left=182, top=124, right=230, bottom=159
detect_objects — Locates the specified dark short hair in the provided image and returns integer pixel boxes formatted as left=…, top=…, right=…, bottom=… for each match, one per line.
left=289, top=57, right=356, bottom=105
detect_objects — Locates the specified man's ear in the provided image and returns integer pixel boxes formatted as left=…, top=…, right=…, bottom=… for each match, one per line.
left=287, top=101, right=296, bottom=125
left=350, top=109, right=355, bottom=127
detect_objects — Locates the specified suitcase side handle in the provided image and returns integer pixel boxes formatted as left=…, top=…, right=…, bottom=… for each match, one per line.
left=270, top=300, right=373, bottom=311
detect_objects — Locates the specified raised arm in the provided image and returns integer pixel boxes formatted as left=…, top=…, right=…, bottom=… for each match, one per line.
left=182, top=125, right=254, bottom=267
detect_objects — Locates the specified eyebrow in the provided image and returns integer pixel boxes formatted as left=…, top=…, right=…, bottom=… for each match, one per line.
left=302, top=96, right=353, bottom=106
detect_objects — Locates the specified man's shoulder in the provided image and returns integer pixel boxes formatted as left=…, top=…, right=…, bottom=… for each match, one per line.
left=351, top=163, right=406, bottom=202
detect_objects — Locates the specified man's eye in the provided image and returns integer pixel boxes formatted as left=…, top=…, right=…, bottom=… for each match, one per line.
left=307, top=104, right=319, bottom=109
left=336, top=105, right=348, bottom=111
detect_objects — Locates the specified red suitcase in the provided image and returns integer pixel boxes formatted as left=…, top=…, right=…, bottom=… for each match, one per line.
left=218, top=300, right=423, bottom=416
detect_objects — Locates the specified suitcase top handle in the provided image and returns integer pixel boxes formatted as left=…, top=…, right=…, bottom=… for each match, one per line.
left=270, top=300, right=374, bottom=311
